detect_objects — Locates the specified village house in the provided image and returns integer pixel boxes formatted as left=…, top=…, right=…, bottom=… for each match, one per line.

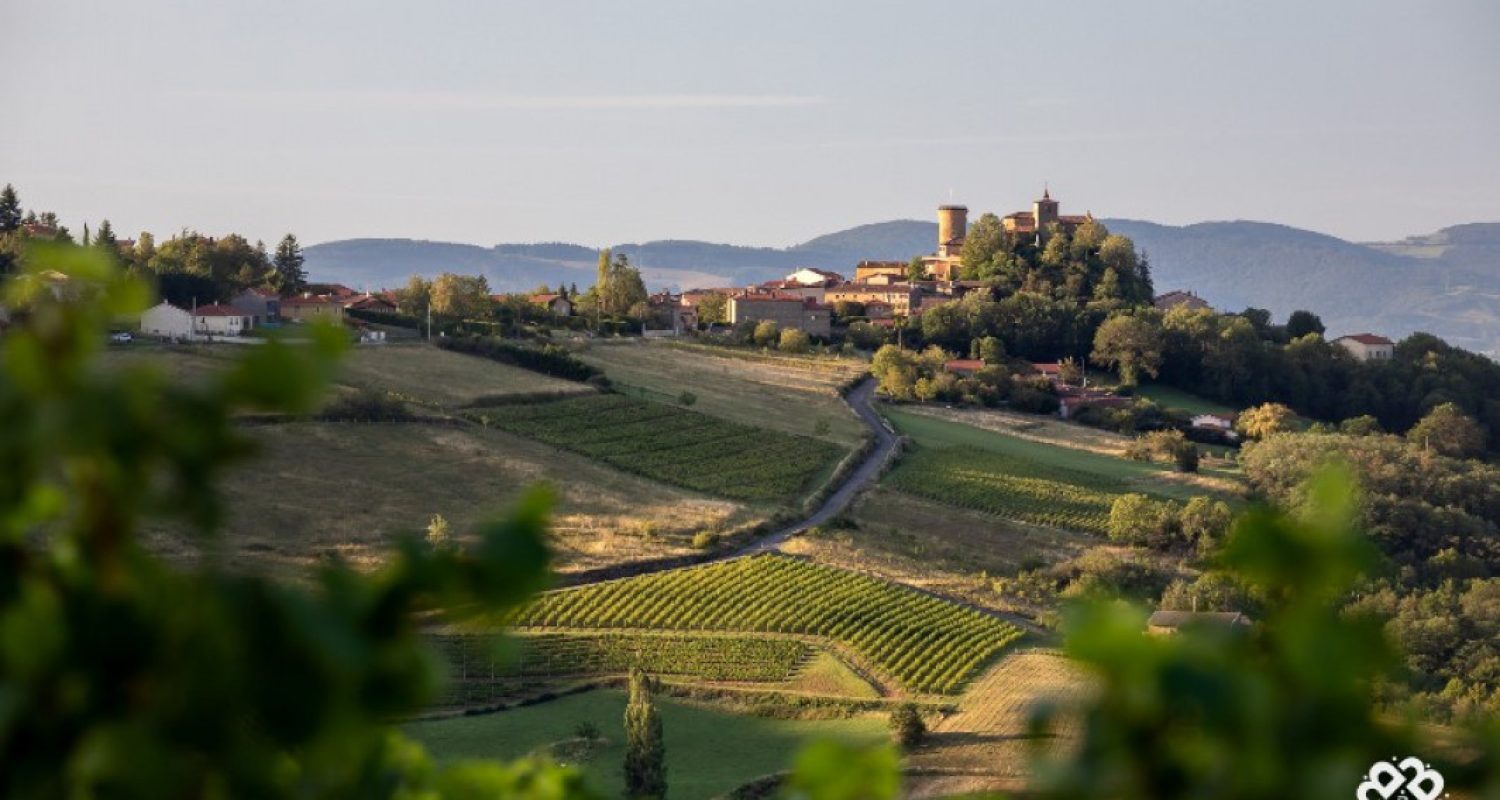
left=528, top=293, right=573, bottom=317
left=1190, top=412, right=1239, bottom=439
left=853, top=261, right=909, bottom=282
left=943, top=359, right=985, bottom=376
left=280, top=294, right=345, bottom=323
left=863, top=299, right=894, bottom=320
left=783, top=267, right=844, bottom=286
left=231, top=288, right=281, bottom=326
left=344, top=293, right=398, bottom=313
left=139, top=301, right=194, bottom=340
left=1334, top=333, right=1395, bottom=362
left=756, top=279, right=828, bottom=302
left=193, top=304, right=252, bottom=337
left=727, top=292, right=831, bottom=337
left=1154, top=290, right=1212, bottom=312
left=824, top=282, right=921, bottom=317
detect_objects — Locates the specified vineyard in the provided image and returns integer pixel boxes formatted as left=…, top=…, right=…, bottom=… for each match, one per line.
left=437, top=632, right=810, bottom=683
left=467, top=394, right=843, bottom=502
left=508, top=555, right=1022, bottom=694
left=885, top=445, right=1134, bottom=535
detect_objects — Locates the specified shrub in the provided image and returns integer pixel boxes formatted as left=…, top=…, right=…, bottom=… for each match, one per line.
left=888, top=703, right=926, bottom=750
left=752, top=320, right=780, bottom=347
left=321, top=388, right=410, bottom=421
left=691, top=531, right=720, bottom=550
left=436, top=334, right=602, bottom=382
left=677, top=391, right=697, bottom=407
left=777, top=328, right=810, bottom=354
left=1173, top=442, right=1200, bottom=473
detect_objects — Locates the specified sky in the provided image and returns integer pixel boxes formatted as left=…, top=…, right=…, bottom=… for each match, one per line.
left=4, top=0, right=1498, bottom=249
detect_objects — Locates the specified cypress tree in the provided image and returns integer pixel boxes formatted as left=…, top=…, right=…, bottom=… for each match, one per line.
left=273, top=234, right=307, bottom=295
left=0, top=184, right=21, bottom=233
left=623, top=668, right=666, bottom=800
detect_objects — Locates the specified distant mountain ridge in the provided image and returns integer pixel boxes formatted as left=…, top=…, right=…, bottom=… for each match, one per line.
left=305, top=219, right=1500, bottom=356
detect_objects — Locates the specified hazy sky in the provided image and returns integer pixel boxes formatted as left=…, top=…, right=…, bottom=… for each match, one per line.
left=4, top=0, right=1498, bottom=248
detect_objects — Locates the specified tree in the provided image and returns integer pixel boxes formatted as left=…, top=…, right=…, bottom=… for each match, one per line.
left=395, top=274, right=432, bottom=316
left=430, top=272, right=492, bottom=319
left=871, top=344, right=919, bottom=400
left=1058, top=356, right=1084, bottom=386
left=888, top=703, right=926, bottom=750
left=93, top=219, right=119, bottom=251
left=601, top=253, right=647, bottom=317
left=596, top=248, right=611, bottom=296
left=779, top=328, right=810, bottom=353
left=1173, top=441, right=1200, bottom=473
left=1285, top=309, right=1325, bottom=339
left=0, top=184, right=20, bottom=232
left=1235, top=402, right=1296, bottom=440
left=426, top=513, right=450, bottom=547
left=272, top=234, right=307, bottom=295
left=1339, top=414, right=1384, bottom=436
left=753, top=320, right=780, bottom=347
left=906, top=256, right=926, bottom=282
left=1407, top=402, right=1485, bottom=459
left=1091, top=314, right=1164, bottom=387
left=696, top=292, right=728, bottom=326
left=623, top=668, right=666, bottom=800
left=1178, top=496, right=1232, bottom=551
left=959, top=213, right=1004, bottom=276
left=978, top=335, right=1005, bottom=365
left=1108, top=494, right=1180, bottom=548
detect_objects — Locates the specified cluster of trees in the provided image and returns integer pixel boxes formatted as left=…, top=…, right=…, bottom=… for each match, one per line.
left=1108, top=494, right=1234, bottom=553
left=958, top=216, right=1153, bottom=306
left=866, top=343, right=1062, bottom=410
left=1, top=182, right=308, bottom=304
left=1241, top=431, right=1500, bottom=720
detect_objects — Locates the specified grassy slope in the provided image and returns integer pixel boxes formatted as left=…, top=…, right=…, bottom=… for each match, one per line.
left=883, top=407, right=1239, bottom=502
left=336, top=344, right=589, bottom=406
left=1135, top=383, right=1237, bottom=416
left=405, top=689, right=886, bottom=800
left=575, top=341, right=867, bottom=448
left=147, top=421, right=753, bottom=573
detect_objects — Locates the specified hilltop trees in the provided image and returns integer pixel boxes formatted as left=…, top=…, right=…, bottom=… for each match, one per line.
left=1407, top=402, right=1485, bottom=458
left=430, top=272, right=492, bottom=319
left=623, top=668, right=666, bottom=800
left=1286, top=309, right=1325, bottom=338
left=1235, top=402, right=1296, bottom=439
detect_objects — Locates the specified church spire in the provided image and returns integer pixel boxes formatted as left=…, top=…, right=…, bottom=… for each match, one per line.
left=1042, top=183, right=1051, bottom=200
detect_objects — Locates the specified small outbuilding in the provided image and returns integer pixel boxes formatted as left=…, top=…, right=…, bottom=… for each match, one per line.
left=140, top=301, right=194, bottom=340
left=1147, top=610, right=1252, bottom=635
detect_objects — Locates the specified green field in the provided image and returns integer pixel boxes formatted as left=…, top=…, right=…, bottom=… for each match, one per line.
left=510, top=554, right=1022, bottom=694
left=887, top=445, right=1125, bottom=535
left=884, top=407, right=1233, bottom=502
left=406, top=689, right=886, bottom=800
left=1135, top=383, right=1237, bottom=416
left=469, top=394, right=844, bottom=503
left=440, top=632, right=809, bottom=683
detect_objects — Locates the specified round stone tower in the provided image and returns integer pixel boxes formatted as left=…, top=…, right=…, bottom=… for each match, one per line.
left=937, top=204, right=968, bottom=254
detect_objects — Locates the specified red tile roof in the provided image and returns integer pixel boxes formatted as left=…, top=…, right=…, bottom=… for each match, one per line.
left=283, top=294, right=337, bottom=305
left=194, top=304, right=243, bottom=317
left=944, top=359, right=985, bottom=374
left=1338, top=333, right=1393, bottom=346
left=529, top=293, right=563, bottom=304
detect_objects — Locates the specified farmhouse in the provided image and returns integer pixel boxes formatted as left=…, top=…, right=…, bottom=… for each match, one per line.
left=528, top=293, right=573, bottom=317
left=193, top=304, right=252, bottom=337
left=727, top=292, right=831, bottom=337
left=231, top=288, right=281, bottom=325
left=1154, top=290, right=1212, bottom=312
left=1334, top=333, right=1394, bottom=362
left=139, top=301, right=194, bottom=340
left=345, top=293, right=397, bottom=313
left=853, top=261, right=908, bottom=282
left=281, top=294, right=345, bottom=323
left=825, top=282, right=921, bottom=317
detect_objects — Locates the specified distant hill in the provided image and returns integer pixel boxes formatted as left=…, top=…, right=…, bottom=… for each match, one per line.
left=305, top=218, right=1500, bottom=357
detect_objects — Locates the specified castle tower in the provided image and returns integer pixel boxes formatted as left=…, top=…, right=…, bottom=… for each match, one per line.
left=937, top=204, right=967, bottom=258
left=1033, top=186, right=1059, bottom=243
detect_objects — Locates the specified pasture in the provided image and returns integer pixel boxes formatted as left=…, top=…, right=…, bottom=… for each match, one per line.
left=575, top=341, right=867, bottom=447
left=146, top=421, right=753, bottom=573
left=406, top=689, right=886, bottom=800
left=509, top=554, right=1023, bottom=695
left=470, top=394, right=844, bottom=503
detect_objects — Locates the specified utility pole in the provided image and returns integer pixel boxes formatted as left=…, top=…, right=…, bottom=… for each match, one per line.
left=426, top=302, right=432, bottom=342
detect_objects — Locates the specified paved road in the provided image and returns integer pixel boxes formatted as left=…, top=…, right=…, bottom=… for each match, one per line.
left=737, top=376, right=899, bottom=555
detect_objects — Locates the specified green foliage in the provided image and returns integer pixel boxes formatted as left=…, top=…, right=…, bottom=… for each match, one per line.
left=1108, top=494, right=1181, bottom=548
left=439, top=632, right=810, bottom=686
left=1407, top=401, right=1486, bottom=459
left=753, top=319, right=780, bottom=347
left=889, top=445, right=1129, bottom=535
left=470, top=394, right=842, bottom=502
left=624, top=668, right=667, bottom=800
left=511, top=555, right=1022, bottom=695
left=783, top=740, right=901, bottom=800
left=677, top=390, right=698, bottom=406
left=437, top=334, right=603, bottom=382
left=696, top=292, right=729, bottom=325
left=322, top=387, right=412, bottom=421
left=887, top=703, right=926, bottom=750
left=778, top=328, right=811, bottom=354
left=0, top=243, right=590, bottom=798
left=1339, top=414, right=1384, bottom=436
left=1285, top=309, right=1325, bottom=338
left=1235, top=401, right=1296, bottom=439
left=272, top=232, right=307, bottom=295
left=1091, top=313, right=1164, bottom=387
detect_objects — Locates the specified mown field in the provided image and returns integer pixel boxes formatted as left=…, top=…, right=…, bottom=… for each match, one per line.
left=576, top=341, right=867, bottom=447
left=469, top=394, right=844, bottom=503
left=509, top=554, right=1023, bottom=695
left=406, top=689, right=887, bottom=800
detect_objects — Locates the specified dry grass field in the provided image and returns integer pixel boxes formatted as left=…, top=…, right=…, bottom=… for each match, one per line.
left=908, top=647, right=1091, bottom=797
left=575, top=340, right=867, bottom=447
left=335, top=344, right=590, bottom=406
left=781, top=488, right=1093, bottom=615
left=146, top=421, right=756, bottom=574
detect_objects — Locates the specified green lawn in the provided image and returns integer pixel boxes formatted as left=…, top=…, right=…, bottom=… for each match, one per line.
left=405, top=689, right=886, bottom=799
left=1135, top=383, right=1237, bottom=416
left=884, top=407, right=1232, bottom=502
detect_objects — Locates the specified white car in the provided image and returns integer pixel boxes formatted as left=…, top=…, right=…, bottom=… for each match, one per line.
left=109, top=331, right=134, bottom=344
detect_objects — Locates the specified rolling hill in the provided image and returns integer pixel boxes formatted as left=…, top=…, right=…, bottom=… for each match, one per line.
left=305, top=219, right=1500, bottom=356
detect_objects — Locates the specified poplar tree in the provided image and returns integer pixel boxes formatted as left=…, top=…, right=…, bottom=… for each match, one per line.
left=623, top=668, right=666, bottom=800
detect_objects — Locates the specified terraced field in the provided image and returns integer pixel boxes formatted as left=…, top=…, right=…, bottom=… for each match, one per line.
left=439, top=632, right=810, bottom=683
left=885, top=445, right=1128, bottom=535
left=468, top=394, right=844, bottom=502
left=509, top=554, right=1023, bottom=695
